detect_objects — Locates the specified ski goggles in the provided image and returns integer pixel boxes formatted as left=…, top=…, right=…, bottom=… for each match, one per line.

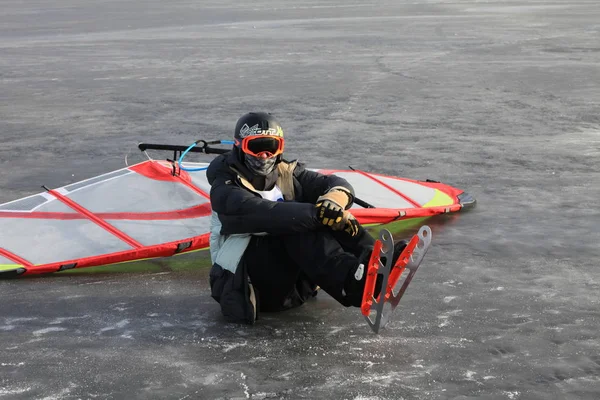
left=236, top=135, right=284, bottom=158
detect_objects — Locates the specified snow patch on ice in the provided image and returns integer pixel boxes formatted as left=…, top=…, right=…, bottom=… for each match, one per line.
left=252, top=393, right=278, bottom=399
left=32, top=327, right=67, bottom=336
left=0, top=386, right=32, bottom=395
left=437, top=316, right=450, bottom=328
left=60, top=295, right=84, bottom=299
left=111, top=303, right=130, bottom=312
left=223, top=341, right=247, bottom=353
left=5, top=317, right=36, bottom=324
left=98, top=319, right=130, bottom=333
left=49, top=316, right=88, bottom=325
left=328, top=326, right=345, bottom=335
left=443, top=296, right=457, bottom=303
left=277, top=371, right=292, bottom=380
left=120, top=331, right=135, bottom=339
left=39, top=383, right=77, bottom=400
left=465, top=370, right=477, bottom=380
left=202, top=373, right=220, bottom=385
left=240, top=372, right=250, bottom=398
left=351, top=360, right=379, bottom=368
left=437, top=309, right=462, bottom=328
left=360, top=373, right=396, bottom=384
left=115, top=319, right=130, bottom=328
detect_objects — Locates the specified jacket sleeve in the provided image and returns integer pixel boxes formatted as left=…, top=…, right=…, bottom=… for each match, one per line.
left=293, top=162, right=355, bottom=208
left=210, top=177, right=322, bottom=235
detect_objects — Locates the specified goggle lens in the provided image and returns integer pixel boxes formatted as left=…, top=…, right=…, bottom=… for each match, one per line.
left=241, top=136, right=284, bottom=158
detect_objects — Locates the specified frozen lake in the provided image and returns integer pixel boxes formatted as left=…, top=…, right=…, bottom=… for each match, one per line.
left=1, top=1, right=599, bottom=399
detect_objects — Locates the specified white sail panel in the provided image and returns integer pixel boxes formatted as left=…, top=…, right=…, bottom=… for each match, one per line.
left=63, top=171, right=208, bottom=213
left=108, top=216, right=211, bottom=247
left=0, top=218, right=133, bottom=265
left=331, top=171, right=417, bottom=209
left=376, top=175, right=438, bottom=206
left=0, top=255, right=15, bottom=266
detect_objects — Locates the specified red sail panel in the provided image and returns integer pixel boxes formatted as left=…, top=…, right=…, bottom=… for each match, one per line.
left=129, top=161, right=210, bottom=200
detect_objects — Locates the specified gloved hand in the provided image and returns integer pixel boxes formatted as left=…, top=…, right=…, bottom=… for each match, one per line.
left=332, top=210, right=360, bottom=237
left=315, top=189, right=350, bottom=227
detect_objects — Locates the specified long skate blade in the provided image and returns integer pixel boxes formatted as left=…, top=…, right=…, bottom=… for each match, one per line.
left=387, top=225, right=432, bottom=311
left=362, top=229, right=395, bottom=334
left=362, top=225, right=432, bottom=334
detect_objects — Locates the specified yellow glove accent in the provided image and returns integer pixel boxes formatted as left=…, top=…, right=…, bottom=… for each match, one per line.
left=331, top=211, right=360, bottom=236
left=315, top=190, right=350, bottom=226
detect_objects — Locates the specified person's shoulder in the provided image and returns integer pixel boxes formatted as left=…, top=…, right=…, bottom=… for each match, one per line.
left=208, top=152, right=228, bottom=165
left=207, top=152, right=233, bottom=184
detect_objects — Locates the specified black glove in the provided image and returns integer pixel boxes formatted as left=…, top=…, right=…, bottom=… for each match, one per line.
left=315, top=189, right=350, bottom=227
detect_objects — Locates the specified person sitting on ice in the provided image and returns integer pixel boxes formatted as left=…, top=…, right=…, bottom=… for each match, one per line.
left=207, top=112, right=407, bottom=324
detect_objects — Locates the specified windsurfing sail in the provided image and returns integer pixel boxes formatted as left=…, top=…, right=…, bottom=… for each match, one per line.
left=0, top=143, right=474, bottom=277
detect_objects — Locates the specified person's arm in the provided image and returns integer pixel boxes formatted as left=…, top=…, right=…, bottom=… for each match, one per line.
left=293, top=162, right=355, bottom=208
left=210, top=177, right=322, bottom=235
left=293, top=162, right=363, bottom=236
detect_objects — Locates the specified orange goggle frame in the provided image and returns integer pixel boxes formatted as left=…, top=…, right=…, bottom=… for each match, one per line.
left=236, top=135, right=284, bottom=158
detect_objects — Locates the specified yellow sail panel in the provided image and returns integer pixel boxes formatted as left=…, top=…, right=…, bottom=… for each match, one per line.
left=0, top=264, right=21, bottom=271
left=422, top=189, right=454, bottom=208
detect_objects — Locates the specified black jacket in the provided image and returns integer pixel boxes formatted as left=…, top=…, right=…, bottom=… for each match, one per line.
left=206, top=151, right=355, bottom=324
left=206, top=151, right=354, bottom=235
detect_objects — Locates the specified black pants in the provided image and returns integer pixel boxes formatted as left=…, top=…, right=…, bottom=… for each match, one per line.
left=244, top=226, right=375, bottom=311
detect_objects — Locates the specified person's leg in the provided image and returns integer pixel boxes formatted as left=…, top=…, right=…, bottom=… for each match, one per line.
left=209, top=262, right=257, bottom=325
left=244, top=235, right=316, bottom=312
left=331, top=225, right=375, bottom=259
left=246, top=227, right=378, bottom=310
left=281, top=226, right=405, bottom=308
left=278, top=229, right=368, bottom=307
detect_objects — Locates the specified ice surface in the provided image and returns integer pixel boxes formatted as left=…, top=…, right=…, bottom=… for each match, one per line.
left=1, top=0, right=599, bottom=399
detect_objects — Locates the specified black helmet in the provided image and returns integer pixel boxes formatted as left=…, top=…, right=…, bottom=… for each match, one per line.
left=233, top=112, right=285, bottom=176
left=234, top=112, right=284, bottom=144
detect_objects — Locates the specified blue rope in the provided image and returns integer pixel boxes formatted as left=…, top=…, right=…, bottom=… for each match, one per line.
left=178, top=140, right=233, bottom=172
